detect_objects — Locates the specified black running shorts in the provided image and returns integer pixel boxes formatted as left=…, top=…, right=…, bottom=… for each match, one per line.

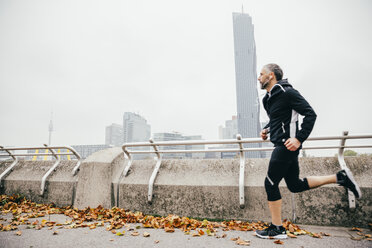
left=265, top=145, right=310, bottom=201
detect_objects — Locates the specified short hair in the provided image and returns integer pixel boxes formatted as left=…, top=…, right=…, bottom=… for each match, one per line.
left=263, top=63, right=283, bottom=81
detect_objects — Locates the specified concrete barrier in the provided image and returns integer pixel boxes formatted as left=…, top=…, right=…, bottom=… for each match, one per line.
left=1, top=148, right=371, bottom=227
left=114, top=155, right=371, bottom=227
left=73, top=147, right=122, bottom=209
left=0, top=160, right=78, bottom=206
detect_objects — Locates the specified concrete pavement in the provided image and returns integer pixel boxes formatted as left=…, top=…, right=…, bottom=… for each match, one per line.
left=1, top=213, right=371, bottom=248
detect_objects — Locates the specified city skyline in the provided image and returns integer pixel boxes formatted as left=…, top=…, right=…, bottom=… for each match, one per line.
left=1, top=0, right=371, bottom=157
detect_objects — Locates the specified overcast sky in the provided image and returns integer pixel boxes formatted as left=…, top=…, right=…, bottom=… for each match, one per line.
left=0, top=0, right=371, bottom=155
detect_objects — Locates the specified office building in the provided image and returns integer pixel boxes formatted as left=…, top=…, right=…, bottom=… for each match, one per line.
left=152, top=132, right=205, bottom=159
left=232, top=11, right=262, bottom=158
left=222, top=116, right=238, bottom=140
left=105, top=123, right=123, bottom=147
left=220, top=116, right=239, bottom=158
left=184, top=135, right=205, bottom=159
left=72, top=144, right=110, bottom=159
left=153, top=132, right=186, bottom=159
left=123, top=112, right=151, bottom=143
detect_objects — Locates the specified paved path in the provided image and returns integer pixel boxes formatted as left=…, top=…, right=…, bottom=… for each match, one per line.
left=0, top=214, right=371, bottom=248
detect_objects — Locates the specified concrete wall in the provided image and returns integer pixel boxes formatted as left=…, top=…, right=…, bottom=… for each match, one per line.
left=0, top=160, right=78, bottom=206
left=0, top=148, right=371, bottom=227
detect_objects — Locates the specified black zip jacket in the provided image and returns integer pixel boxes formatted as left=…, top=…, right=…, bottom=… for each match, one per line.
left=262, top=79, right=317, bottom=146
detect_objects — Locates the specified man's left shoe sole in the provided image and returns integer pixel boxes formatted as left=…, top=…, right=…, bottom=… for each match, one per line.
left=255, top=233, right=287, bottom=239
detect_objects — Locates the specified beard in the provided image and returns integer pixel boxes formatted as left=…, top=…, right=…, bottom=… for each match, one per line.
left=260, top=80, right=270, bottom=89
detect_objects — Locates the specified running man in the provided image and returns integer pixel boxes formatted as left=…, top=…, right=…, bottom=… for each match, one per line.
left=255, top=63, right=361, bottom=239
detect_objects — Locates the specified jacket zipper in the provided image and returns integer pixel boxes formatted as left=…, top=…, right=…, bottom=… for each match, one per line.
left=281, top=122, right=285, bottom=133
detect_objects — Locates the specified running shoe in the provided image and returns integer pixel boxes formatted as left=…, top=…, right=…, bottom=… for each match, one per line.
left=337, top=169, right=362, bottom=198
left=255, top=224, right=287, bottom=239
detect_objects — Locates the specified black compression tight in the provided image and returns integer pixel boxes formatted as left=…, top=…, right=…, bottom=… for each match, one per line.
left=265, top=145, right=310, bottom=201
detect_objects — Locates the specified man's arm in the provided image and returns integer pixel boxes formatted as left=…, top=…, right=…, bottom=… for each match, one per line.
left=287, top=89, right=317, bottom=143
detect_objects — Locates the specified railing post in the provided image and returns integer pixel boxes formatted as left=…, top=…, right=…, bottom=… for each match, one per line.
left=68, top=146, right=83, bottom=176
left=122, top=147, right=133, bottom=177
left=337, top=131, right=356, bottom=208
left=0, top=146, right=19, bottom=189
left=237, top=134, right=245, bottom=209
left=116, top=147, right=133, bottom=207
left=40, top=144, right=61, bottom=196
left=148, top=139, right=162, bottom=205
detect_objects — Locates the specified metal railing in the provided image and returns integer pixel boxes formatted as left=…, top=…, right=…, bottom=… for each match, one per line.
left=0, top=144, right=82, bottom=195
left=118, top=132, right=372, bottom=213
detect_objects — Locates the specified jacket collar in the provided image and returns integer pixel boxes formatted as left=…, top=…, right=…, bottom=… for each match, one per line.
left=266, top=79, right=292, bottom=98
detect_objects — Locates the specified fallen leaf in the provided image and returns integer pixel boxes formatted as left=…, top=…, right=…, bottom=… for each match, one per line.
left=274, top=239, right=284, bottom=245
left=111, top=230, right=116, bottom=234
left=351, top=236, right=363, bottom=241
left=206, top=229, right=214, bottom=236
left=165, top=227, right=174, bottom=233
left=320, top=232, right=331, bottom=237
left=356, top=232, right=364, bottom=236
left=198, top=229, right=205, bottom=236
left=131, top=231, right=140, bottom=236
left=53, top=231, right=58, bottom=235
left=192, top=232, right=200, bottom=237
left=109, top=239, right=114, bottom=241
left=365, top=234, right=371, bottom=238
left=231, top=237, right=239, bottom=241
left=351, top=227, right=362, bottom=232
left=116, top=232, right=124, bottom=236
left=366, top=238, right=372, bottom=241
left=221, top=233, right=227, bottom=238
left=154, top=240, right=160, bottom=244
left=143, top=232, right=150, bottom=237
left=311, top=232, right=322, bottom=238
left=16, top=231, right=22, bottom=236
left=235, top=237, right=250, bottom=246
left=288, top=224, right=295, bottom=233
left=287, top=233, right=297, bottom=238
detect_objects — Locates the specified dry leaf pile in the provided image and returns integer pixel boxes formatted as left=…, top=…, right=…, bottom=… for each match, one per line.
left=1, top=194, right=370, bottom=243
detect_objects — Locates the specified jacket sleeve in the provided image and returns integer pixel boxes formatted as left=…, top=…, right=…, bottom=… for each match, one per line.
left=262, top=95, right=271, bottom=133
left=286, top=89, right=317, bottom=143
left=263, top=121, right=271, bottom=133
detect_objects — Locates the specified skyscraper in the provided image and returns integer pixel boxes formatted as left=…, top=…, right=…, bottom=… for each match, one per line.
left=123, top=112, right=151, bottom=143
left=232, top=11, right=262, bottom=158
left=105, top=123, right=124, bottom=146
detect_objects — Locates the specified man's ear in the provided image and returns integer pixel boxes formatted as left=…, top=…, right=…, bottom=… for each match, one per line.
left=270, top=72, right=275, bottom=80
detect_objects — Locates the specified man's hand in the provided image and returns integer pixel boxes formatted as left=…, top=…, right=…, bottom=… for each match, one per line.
left=260, top=129, right=268, bottom=140
left=284, top=138, right=301, bottom=151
